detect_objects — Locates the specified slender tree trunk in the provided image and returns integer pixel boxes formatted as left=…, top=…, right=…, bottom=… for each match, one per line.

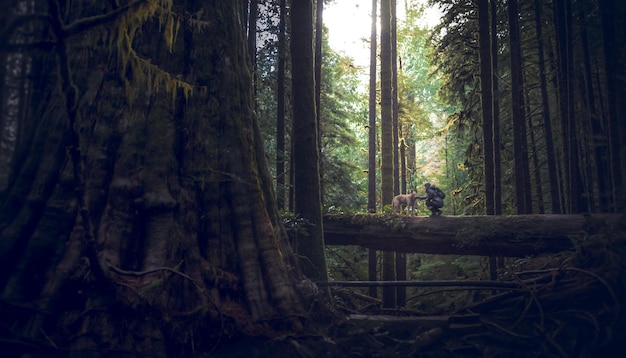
left=547, top=49, right=567, bottom=214
left=315, top=0, right=324, bottom=199
left=380, top=0, right=394, bottom=206
left=380, top=0, right=396, bottom=308
left=368, top=0, right=377, bottom=214
left=389, top=0, right=405, bottom=307
left=490, top=0, right=502, bottom=215
left=554, top=0, right=584, bottom=213
left=478, top=0, right=495, bottom=215
left=291, top=0, right=330, bottom=289
left=290, top=137, right=295, bottom=211
left=400, top=137, right=407, bottom=194
left=534, top=0, right=561, bottom=214
left=578, top=4, right=605, bottom=212
left=248, top=0, right=258, bottom=108
left=276, top=0, right=287, bottom=211
left=527, top=93, right=545, bottom=213
left=391, top=0, right=400, bottom=197
left=368, top=0, right=378, bottom=298
left=508, top=0, right=532, bottom=214
left=599, top=0, right=626, bottom=213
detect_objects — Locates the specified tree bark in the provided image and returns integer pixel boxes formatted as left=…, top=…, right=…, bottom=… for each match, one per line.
left=554, top=0, right=584, bottom=213
left=323, top=213, right=625, bottom=257
left=380, top=0, right=394, bottom=207
left=291, top=0, right=330, bottom=288
left=315, top=0, right=324, bottom=199
left=490, top=0, right=502, bottom=215
left=368, top=0, right=378, bottom=298
left=534, top=0, right=561, bottom=214
left=380, top=0, right=396, bottom=308
left=1, top=1, right=314, bottom=355
left=276, top=0, right=287, bottom=210
left=599, top=0, right=626, bottom=213
left=368, top=0, right=377, bottom=213
left=389, top=0, right=405, bottom=308
left=477, top=0, right=495, bottom=215
left=508, top=0, right=532, bottom=214
left=577, top=4, right=607, bottom=212
left=391, top=0, right=400, bottom=198
left=248, top=0, right=258, bottom=108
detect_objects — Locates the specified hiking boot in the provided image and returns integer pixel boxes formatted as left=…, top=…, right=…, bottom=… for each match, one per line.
left=430, top=209, right=442, bottom=217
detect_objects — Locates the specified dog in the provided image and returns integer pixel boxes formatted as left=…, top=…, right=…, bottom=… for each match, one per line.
left=392, top=191, right=420, bottom=214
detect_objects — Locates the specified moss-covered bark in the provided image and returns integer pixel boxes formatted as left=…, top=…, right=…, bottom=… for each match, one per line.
left=323, top=213, right=626, bottom=257
left=1, top=1, right=315, bottom=355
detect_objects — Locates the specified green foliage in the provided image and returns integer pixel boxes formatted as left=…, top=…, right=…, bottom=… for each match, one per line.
left=395, top=3, right=459, bottom=213
left=325, top=246, right=370, bottom=282
left=255, top=18, right=369, bottom=211
left=426, top=0, right=488, bottom=215
left=319, top=39, right=369, bottom=210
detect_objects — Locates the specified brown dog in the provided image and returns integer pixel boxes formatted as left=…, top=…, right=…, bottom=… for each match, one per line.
left=392, top=191, right=420, bottom=214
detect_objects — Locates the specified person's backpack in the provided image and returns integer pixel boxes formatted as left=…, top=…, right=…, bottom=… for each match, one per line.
left=432, top=186, right=446, bottom=199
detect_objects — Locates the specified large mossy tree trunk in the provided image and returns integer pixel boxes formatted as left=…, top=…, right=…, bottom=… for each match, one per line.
left=1, top=1, right=313, bottom=356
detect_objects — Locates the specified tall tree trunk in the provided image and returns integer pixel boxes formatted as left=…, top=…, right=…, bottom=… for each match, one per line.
left=534, top=0, right=561, bottom=214
left=477, top=0, right=495, bottom=215
left=391, top=0, right=400, bottom=197
left=291, top=0, right=330, bottom=289
left=380, top=0, right=396, bottom=308
left=400, top=135, right=407, bottom=194
left=1, top=2, right=316, bottom=355
left=368, top=0, right=378, bottom=298
left=599, top=0, right=626, bottom=213
left=368, top=0, right=378, bottom=214
left=554, top=0, right=584, bottom=213
left=527, top=93, right=545, bottom=213
left=490, top=0, right=502, bottom=215
left=508, top=0, right=532, bottom=214
left=315, top=0, right=324, bottom=200
left=276, top=0, right=287, bottom=211
left=390, top=0, right=405, bottom=308
left=484, top=0, right=502, bottom=280
left=577, top=3, right=606, bottom=212
left=248, top=0, right=258, bottom=109
left=380, top=0, right=394, bottom=206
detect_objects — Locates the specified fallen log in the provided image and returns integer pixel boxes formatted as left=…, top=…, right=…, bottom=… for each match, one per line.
left=323, top=213, right=626, bottom=257
left=318, top=280, right=520, bottom=289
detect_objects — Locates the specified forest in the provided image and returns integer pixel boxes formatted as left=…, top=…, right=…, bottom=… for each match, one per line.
left=0, top=0, right=625, bottom=357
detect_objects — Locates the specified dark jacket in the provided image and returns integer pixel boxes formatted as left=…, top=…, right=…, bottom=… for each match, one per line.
left=426, top=187, right=443, bottom=208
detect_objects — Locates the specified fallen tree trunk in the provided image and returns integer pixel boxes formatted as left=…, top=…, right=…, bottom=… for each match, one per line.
left=323, top=213, right=626, bottom=257
left=319, top=280, right=520, bottom=289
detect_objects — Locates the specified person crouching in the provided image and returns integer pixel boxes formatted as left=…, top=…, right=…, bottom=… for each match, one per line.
left=424, top=182, right=444, bottom=216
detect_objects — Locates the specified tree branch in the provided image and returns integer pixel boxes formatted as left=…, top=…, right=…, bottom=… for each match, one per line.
left=108, top=260, right=196, bottom=282
left=0, top=0, right=148, bottom=48
left=63, top=0, right=149, bottom=36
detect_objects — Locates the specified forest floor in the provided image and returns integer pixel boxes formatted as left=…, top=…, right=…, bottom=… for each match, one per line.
left=214, top=227, right=625, bottom=357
